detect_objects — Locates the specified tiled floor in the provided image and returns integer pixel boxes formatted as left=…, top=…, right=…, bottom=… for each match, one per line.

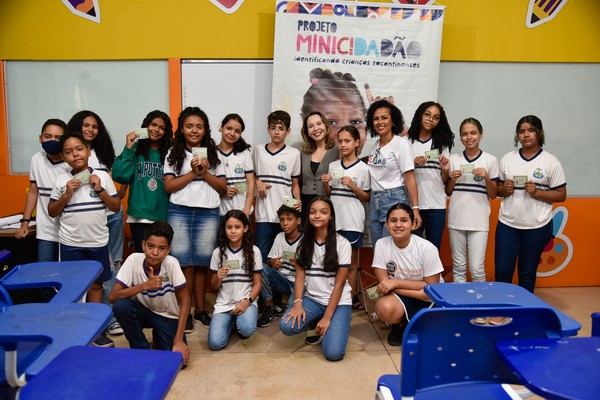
left=109, top=286, right=600, bottom=399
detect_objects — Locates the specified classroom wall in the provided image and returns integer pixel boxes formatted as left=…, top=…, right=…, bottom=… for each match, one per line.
left=1, top=1, right=599, bottom=286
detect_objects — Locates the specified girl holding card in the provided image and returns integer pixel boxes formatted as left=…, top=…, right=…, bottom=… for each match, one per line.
left=445, top=118, right=499, bottom=284
left=216, top=113, right=255, bottom=218
left=322, top=125, right=371, bottom=310
left=164, top=107, right=227, bottom=332
left=366, top=100, right=420, bottom=246
left=112, top=110, right=173, bottom=252
left=406, top=101, right=454, bottom=251
left=300, top=111, right=339, bottom=222
left=208, top=210, right=262, bottom=350
left=495, top=115, right=566, bottom=293
left=279, top=196, right=352, bottom=361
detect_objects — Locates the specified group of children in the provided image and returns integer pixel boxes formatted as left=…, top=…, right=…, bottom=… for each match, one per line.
left=15, top=99, right=566, bottom=362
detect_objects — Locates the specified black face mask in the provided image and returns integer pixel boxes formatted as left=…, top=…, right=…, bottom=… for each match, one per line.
left=42, top=140, right=61, bottom=155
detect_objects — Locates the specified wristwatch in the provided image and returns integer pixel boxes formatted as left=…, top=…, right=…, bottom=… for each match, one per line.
left=246, top=297, right=254, bottom=304
left=20, top=218, right=31, bottom=223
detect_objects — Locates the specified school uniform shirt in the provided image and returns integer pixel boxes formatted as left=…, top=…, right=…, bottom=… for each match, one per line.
left=447, top=150, right=499, bottom=231
left=498, top=149, right=566, bottom=230
left=210, top=245, right=263, bottom=314
left=372, top=235, right=443, bottom=281
left=328, top=159, right=371, bottom=232
left=112, top=143, right=168, bottom=222
left=29, top=152, right=71, bottom=242
left=164, top=148, right=226, bottom=209
left=217, top=148, right=254, bottom=216
left=267, top=232, right=303, bottom=282
left=115, top=253, right=187, bottom=319
left=253, top=144, right=301, bottom=223
left=88, top=148, right=121, bottom=217
left=50, top=168, right=117, bottom=247
left=410, top=138, right=450, bottom=210
left=367, top=135, right=414, bottom=191
left=304, top=234, right=352, bottom=306
left=300, top=145, right=339, bottom=196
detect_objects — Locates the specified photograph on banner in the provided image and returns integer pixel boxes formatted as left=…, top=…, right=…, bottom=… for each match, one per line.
left=272, top=1, right=444, bottom=156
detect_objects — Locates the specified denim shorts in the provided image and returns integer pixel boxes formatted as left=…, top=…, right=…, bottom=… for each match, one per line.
left=167, top=203, right=219, bottom=267
left=338, top=230, right=363, bottom=249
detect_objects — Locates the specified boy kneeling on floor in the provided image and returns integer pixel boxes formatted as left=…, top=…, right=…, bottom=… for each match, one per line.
left=109, top=221, right=190, bottom=365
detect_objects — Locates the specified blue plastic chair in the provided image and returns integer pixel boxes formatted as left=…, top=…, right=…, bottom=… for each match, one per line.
left=19, top=346, right=183, bottom=400
left=0, top=261, right=102, bottom=304
left=0, top=302, right=111, bottom=387
left=375, top=306, right=562, bottom=400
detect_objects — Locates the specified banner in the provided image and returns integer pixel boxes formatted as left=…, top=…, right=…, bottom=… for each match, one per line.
left=272, top=1, right=444, bottom=154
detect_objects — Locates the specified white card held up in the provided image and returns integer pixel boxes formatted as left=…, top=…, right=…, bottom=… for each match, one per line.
left=134, top=128, right=149, bottom=140
left=192, top=147, right=208, bottom=159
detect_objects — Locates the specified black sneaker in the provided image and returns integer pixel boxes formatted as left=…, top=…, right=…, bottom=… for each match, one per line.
left=305, top=331, right=323, bottom=346
left=194, top=310, right=211, bottom=328
left=257, top=305, right=275, bottom=327
left=184, top=314, right=194, bottom=334
left=92, top=333, right=115, bottom=348
left=387, top=323, right=406, bottom=347
left=272, top=305, right=286, bottom=317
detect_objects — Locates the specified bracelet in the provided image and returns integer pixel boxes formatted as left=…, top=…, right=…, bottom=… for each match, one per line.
left=293, top=298, right=302, bottom=304
left=95, top=188, right=105, bottom=194
left=20, top=218, right=30, bottom=223
left=411, top=206, right=420, bottom=210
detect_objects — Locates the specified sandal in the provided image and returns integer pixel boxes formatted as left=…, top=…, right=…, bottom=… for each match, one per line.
left=352, top=294, right=365, bottom=311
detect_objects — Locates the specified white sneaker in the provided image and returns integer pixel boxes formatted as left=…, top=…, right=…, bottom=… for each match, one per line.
left=107, top=321, right=124, bottom=335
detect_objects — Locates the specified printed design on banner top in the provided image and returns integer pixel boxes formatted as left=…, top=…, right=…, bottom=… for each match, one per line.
left=210, top=0, right=245, bottom=14
left=537, top=206, right=573, bottom=277
left=526, top=0, right=568, bottom=28
left=61, top=0, right=100, bottom=23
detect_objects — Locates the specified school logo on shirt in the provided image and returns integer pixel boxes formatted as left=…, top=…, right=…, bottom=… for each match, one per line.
left=351, top=176, right=359, bottom=185
left=234, top=163, right=244, bottom=174
left=162, top=272, right=170, bottom=282
left=386, top=261, right=397, bottom=273
left=89, top=188, right=100, bottom=198
left=148, top=177, right=158, bottom=191
left=278, top=161, right=287, bottom=171
left=533, top=168, right=544, bottom=179
left=473, top=175, right=484, bottom=182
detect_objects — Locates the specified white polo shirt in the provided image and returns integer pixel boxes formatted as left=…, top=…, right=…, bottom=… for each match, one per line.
left=410, top=138, right=450, bottom=210
left=267, top=232, right=303, bottom=282
left=328, top=159, right=371, bottom=233
left=217, top=148, right=254, bottom=216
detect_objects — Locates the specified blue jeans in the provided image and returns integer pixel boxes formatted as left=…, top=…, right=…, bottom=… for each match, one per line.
left=113, top=298, right=186, bottom=350
left=494, top=220, right=553, bottom=293
left=261, top=263, right=295, bottom=307
left=369, top=186, right=409, bottom=246
left=37, top=239, right=59, bottom=262
left=254, top=222, right=282, bottom=264
left=107, top=210, right=124, bottom=265
left=208, top=305, right=258, bottom=351
left=413, top=208, right=446, bottom=250
left=279, top=296, right=351, bottom=361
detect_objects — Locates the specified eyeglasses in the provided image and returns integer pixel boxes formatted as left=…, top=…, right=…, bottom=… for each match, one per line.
left=423, top=112, right=440, bottom=122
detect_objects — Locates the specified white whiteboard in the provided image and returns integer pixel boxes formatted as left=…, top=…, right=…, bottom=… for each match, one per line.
left=181, top=60, right=273, bottom=147
left=179, top=61, right=600, bottom=196
left=6, top=60, right=169, bottom=173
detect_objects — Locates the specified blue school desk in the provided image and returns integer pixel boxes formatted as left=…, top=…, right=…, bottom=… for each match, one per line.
left=424, top=282, right=581, bottom=336
left=0, top=260, right=102, bottom=304
left=19, top=346, right=183, bottom=400
left=496, top=336, right=600, bottom=400
left=0, top=302, right=111, bottom=386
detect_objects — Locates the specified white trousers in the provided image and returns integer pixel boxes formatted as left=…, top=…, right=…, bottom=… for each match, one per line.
left=448, top=229, right=489, bottom=283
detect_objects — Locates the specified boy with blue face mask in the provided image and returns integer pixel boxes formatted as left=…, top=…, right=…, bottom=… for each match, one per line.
left=15, top=119, right=71, bottom=262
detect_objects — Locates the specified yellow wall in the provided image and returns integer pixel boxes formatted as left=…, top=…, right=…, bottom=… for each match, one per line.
left=1, top=1, right=599, bottom=61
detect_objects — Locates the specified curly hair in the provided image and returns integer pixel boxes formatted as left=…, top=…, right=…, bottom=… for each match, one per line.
left=407, top=101, right=454, bottom=151
left=220, top=113, right=251, bottom=155
left=67, top=110, right=116, bottom=169
left=301, top=68, right=367, bottom=124
left=167, top=107, right=220, bottom=174
left=301, top=111, right=334, bottom=153
left=366, top=100, right=405, bottom=138
left=135, top=110, right=173, bottom=163
left=514, top=115, right=545, bottom=148
left=217, top=210, right=255, bottom=278
left=296, top=196, right=339, bottom=273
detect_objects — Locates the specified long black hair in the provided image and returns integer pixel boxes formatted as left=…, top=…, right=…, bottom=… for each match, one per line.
left=67, top=110, right=116, bottom=169
left=296, top=196, right=339, bottom=273
left=167, top=107, right=220, bottom=174
left=217, top=209, right=255, bottom=278
left=136, top=110, right=173, bottom=163
left=407, top=101, right=454, bottom=151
